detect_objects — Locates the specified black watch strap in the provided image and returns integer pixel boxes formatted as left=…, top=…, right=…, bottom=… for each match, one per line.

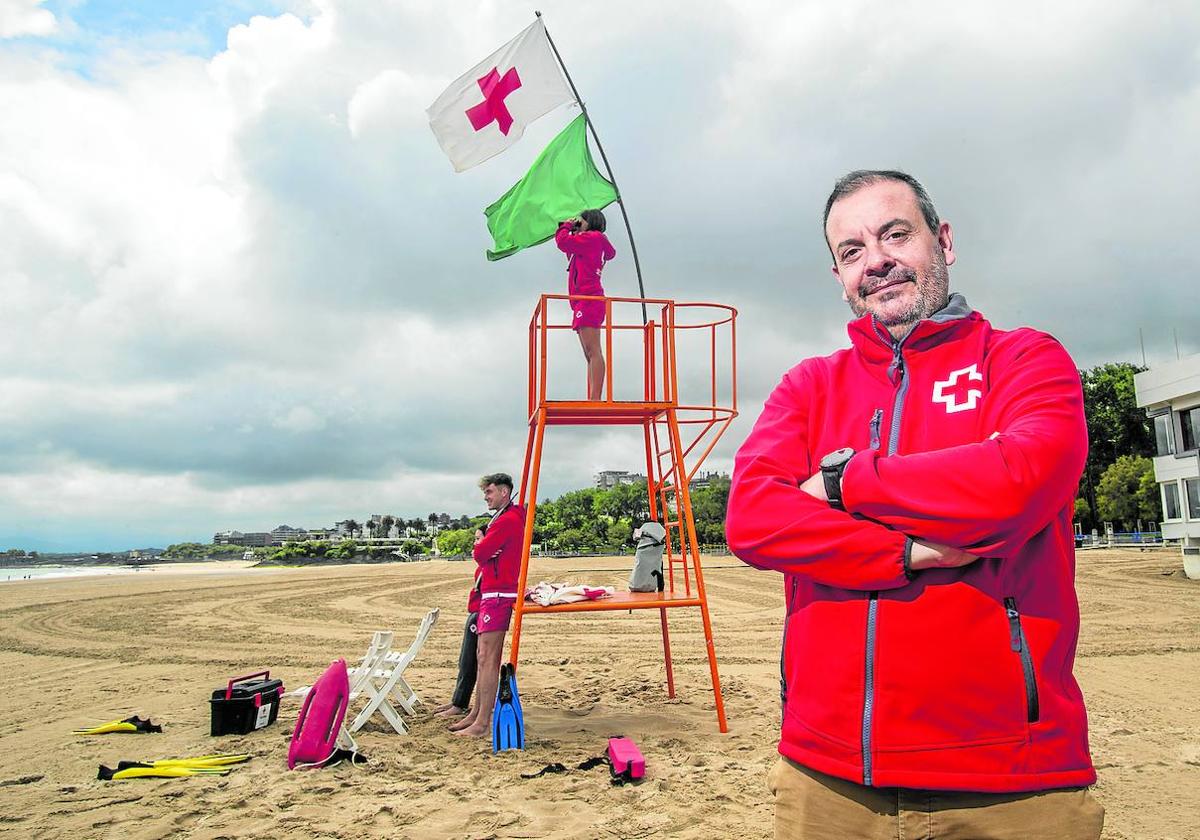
left=823, top=467, right=845, bottom=510
left=820, top=448, right=854, bottom=510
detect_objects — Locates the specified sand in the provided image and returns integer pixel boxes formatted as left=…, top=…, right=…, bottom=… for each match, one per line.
left=0, top=550, right=1196, bottom=839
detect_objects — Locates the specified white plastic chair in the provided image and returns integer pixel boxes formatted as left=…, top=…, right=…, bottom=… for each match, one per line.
left=348, top=608, right=439, bottom=734
left=346, top=630, right=396, bottom=695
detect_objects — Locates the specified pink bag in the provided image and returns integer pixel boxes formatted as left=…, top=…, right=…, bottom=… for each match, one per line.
left=288, top=659, right=350, bottom=770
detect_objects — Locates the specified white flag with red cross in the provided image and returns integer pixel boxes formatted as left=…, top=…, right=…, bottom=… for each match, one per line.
left=427, top=19, right=575, bottom=173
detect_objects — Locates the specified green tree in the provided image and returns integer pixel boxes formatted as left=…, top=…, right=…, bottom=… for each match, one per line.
left=437, top=528, right=474, bottom=557
left=400, top=539, right=428, bottom=557
left=327, top=540, right=359, bottom=560
left=688, top=477, right=731, bottom=545
left=1137, top=469, right=1164, bottom=528
left=556, top=528, right=585, bottom=551
left=380, top=515, right=395, bottom=539
left=1078, top=363, right=1154, bottom=529
left=604, top=518, right=630, bottom=548
left=595, top=481, right=649, bottom=523
left=1096, top=455, right=1160, bottom=530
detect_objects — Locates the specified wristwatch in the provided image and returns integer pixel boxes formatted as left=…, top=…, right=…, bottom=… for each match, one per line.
left=819, top=447, right=856, bottom=510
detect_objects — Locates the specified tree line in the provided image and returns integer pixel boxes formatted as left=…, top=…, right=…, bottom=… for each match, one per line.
left=189, top=362, right=1155, bottom=563
left=433, top=477, right=731, bottom=557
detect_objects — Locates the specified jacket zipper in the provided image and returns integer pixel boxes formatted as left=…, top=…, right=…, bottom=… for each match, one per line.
left=1004, top=597, right=1040, bottom=723
left=780, top=575, right=799, bottom=709
left=863, top=328, right=910, bottom=787
left=868, top=409, right=883, bottom=451
left=862, top=594, right=878, bottom=785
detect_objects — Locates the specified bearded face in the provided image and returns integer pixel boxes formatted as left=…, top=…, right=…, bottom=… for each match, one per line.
left=825, top=179, right=956, bottom=338
left=843, top=250, right=950, bottom=329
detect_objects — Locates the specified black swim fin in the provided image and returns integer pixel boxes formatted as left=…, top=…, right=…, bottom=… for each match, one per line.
left=492, top=663, right=524, bottom=752
left=509, top=663, right=524, bottom=729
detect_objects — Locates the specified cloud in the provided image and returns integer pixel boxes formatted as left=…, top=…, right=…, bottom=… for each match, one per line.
left=0, top=0, right=55, bottom=38
left=1, top=0, right=1199, bottom=550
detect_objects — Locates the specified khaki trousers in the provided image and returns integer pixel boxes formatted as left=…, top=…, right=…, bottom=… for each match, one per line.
left=768, top=757, right=1104, bottom=840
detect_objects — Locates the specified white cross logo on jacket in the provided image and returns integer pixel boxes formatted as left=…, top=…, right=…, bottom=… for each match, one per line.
left=932, top=364, right=984, bottom=414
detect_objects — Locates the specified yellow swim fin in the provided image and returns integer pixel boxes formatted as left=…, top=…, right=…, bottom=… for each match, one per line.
left=96, top=754, right=250, bottom=781
left=98, top=763, right=231, bottom=781
left=73, top=716, right=162, bottom=735
left=149, top=754, right=250, bottom=769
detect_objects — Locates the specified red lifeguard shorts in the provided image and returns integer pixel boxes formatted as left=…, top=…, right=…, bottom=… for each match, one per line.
left=478, top=595, right=517, bottom=634
left=571, top=299, right=606, bottom=331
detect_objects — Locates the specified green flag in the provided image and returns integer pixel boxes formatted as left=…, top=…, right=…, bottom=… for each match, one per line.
left=484, top=114, right=618, bottom=261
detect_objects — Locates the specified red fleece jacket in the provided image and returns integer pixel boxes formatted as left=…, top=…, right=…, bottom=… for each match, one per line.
left=470, top=503, right=526, bottom=604
left=726, top=295, right=1095, bottom=793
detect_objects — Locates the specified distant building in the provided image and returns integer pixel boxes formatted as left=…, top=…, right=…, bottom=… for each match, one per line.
left=270, top=525, right=308, bottom=545
left=595, top=470, right=646, bottom=490
left=1135, top=354, right=1200, bottom=578
left=214, top=530, right=271, bottom=547
left=689, top=470, right=729, bottom=491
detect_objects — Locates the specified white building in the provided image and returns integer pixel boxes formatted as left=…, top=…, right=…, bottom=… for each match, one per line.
left=213, top=530, right=271, bottom=547
left=270, top=525, right=308, bottom=545
left=689, top=470, right=730, bottom=491
left=1134, top=354, right=1200, bottom=578
left=595, top=470, right=646, bottom=490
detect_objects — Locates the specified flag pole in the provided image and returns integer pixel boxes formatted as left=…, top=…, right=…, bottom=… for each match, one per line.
left=536, top=11, right=648, bottom=324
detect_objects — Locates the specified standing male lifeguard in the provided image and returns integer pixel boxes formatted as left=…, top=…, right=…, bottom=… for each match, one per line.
left=450, top=472, right=525, bottom=738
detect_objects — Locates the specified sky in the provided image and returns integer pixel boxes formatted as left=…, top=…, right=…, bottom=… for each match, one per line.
left=1, top=0, right=1198, bottom=551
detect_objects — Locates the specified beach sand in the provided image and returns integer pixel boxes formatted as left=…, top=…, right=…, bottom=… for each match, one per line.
left=0, top=550, right=1196, bottom=839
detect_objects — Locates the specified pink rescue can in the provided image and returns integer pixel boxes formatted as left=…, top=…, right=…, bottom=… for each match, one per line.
left=288, top=659, right=350, bottom=769
left=607, top=736, right=645, bottom=783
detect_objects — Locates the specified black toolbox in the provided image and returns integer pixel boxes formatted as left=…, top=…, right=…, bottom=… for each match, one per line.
left=210, top=670, right=285, bottom=736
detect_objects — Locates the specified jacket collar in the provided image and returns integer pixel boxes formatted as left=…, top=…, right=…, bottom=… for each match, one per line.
left=847, top=293, right=979, bottom=368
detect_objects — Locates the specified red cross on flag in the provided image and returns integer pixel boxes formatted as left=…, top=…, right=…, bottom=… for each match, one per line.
left=427, top=19, right=574, bottom=172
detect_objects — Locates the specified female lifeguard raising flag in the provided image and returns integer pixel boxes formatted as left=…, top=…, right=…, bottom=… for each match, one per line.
left=429, top=13, right=648, bottom=312
left=426, top=18, right=574, bottom=172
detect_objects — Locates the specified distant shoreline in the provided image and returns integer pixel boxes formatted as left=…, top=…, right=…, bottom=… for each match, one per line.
left=0, top=560, right=262, bottom=583
left=251, top=555, right=441, bottom=568
left=0, top=566, right=144, bottom=583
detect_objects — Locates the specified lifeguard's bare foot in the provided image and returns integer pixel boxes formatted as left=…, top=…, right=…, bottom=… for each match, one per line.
left=452, top=721, right=489, bottom=737
left=435, top=704, right=468, bottom=719
left=448, top=712, right=477, bottom=732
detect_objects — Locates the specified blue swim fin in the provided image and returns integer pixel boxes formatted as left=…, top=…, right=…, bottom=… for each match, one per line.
left=492, top=663, right=524, bottom=752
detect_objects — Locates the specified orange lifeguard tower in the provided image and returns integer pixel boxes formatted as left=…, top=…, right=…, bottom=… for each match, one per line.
left=509, top=293, right=738, bottom=732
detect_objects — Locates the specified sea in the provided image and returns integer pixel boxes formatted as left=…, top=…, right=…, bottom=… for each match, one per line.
left=0, top=566, right=140, bottom=583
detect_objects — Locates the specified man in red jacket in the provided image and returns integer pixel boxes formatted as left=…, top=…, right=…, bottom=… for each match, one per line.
left=450, top=472, right=526, bottom=737
left=726, top=171, right=1103, bottom=838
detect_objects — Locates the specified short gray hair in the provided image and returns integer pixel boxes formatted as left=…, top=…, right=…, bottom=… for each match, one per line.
left=823, top=170, right=941, bottom=251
